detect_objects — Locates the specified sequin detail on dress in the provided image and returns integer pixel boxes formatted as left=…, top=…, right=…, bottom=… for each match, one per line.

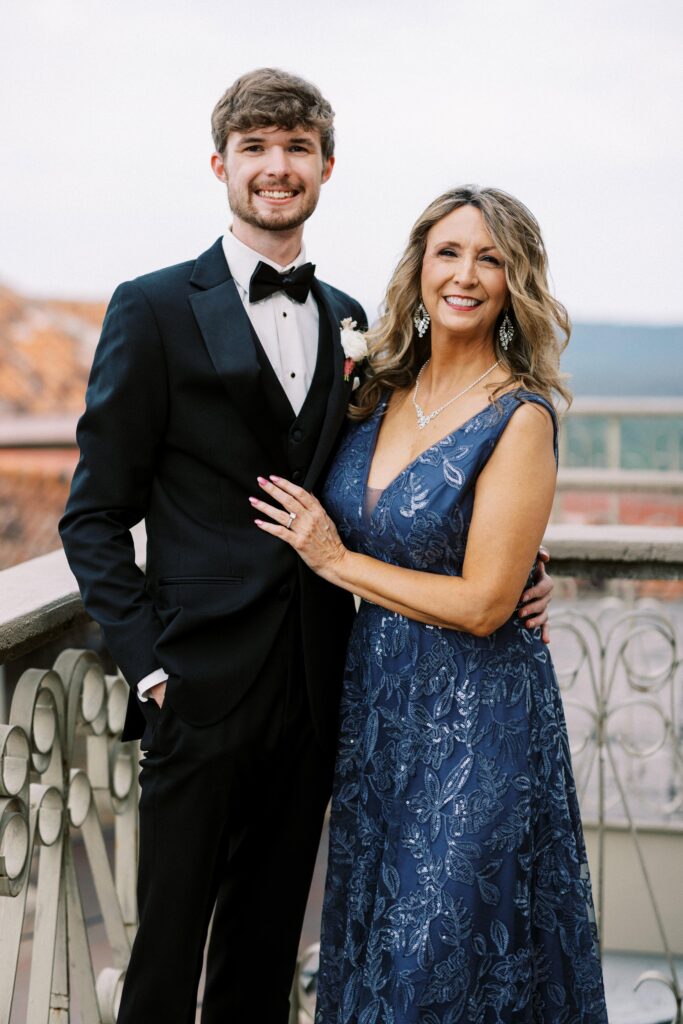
left=317, top=390, right=607, bottom=1023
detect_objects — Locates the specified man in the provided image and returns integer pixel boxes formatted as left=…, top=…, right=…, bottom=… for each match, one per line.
left=60, top=68, right=553, bottom=1023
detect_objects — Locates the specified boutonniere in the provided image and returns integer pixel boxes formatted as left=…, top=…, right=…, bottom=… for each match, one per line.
left=340, top=318, right=368, bottom=383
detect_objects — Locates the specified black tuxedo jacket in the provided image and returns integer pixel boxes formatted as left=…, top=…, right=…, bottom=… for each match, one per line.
left=60, top=238, right=366, bottom=743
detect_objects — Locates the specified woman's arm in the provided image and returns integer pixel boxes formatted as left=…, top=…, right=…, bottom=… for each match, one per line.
left=253, top=402, right=556, bottom=636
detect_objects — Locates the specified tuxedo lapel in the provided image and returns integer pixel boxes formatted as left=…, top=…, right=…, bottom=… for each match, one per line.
left=188, top=240, right=285, bottom=468
left=304, top=280, right=353, bottom=489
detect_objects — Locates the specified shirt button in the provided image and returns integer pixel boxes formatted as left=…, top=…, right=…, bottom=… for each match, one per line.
left=282, top=312, right=287, bottom=318
left=292, top=469, right=302, bottom=482
left=290, top=372, right=296, bottom=378
left=279, top=584, right=291, bottom=600
left=291, top=428, right=303, bottom=442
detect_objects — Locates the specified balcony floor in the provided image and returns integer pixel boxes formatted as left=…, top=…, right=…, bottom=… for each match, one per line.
left=603, top=951, right=683, bottom=1023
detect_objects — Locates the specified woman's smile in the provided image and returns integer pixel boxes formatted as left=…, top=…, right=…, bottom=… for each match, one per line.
left=443, top=294, right=483, bottom=311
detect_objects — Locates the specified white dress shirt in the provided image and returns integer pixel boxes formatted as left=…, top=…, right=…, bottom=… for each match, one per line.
left=221, top=229, right=320, bottom=414
left=137, top=229, right=320, bottom=701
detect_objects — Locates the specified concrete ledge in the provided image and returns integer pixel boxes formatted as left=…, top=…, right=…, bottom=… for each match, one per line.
left=0, top=415, right=79, bottom=448
left=544, top=524, right=683, bottom=579
left=0, top=526, right=146, bottom=662
left=0, top=548, right=87, bottom=662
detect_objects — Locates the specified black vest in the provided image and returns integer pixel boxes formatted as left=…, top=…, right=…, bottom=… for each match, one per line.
left=248, top=298, right=334, bottom=483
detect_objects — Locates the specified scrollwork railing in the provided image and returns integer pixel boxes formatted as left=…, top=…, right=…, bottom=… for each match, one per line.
left=0, top=650, right=138, bottom=1024
left=554, top=598, right=682, bottom=1024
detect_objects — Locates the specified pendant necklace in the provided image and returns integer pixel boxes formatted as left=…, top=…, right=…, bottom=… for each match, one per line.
left=412, top=358, right=500, bottom=430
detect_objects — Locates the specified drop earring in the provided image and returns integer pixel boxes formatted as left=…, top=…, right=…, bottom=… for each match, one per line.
left=499, top=311, right=514, bottom=351
left=413, top=301, right=430, bottom=338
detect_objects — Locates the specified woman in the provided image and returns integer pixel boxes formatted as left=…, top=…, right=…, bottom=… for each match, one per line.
left=251, top=186, right=607, bottom=1022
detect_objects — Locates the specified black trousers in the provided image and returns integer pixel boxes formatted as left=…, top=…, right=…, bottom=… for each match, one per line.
left=117, top=615, right=336, bottom=1024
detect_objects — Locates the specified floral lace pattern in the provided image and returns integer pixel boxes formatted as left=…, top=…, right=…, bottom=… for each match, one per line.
left=317, top=392, right=607, bottom=1023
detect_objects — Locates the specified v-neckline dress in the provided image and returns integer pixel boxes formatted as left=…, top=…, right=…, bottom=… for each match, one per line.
left=316, top=390, right=607, bottom=1023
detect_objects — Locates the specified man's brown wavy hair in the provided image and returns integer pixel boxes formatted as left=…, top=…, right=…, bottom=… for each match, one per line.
left=211, top=68, right=335, bottom=160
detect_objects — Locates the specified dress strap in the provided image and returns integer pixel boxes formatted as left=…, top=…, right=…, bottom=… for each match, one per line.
left=511, top=391, right=559, bottom=465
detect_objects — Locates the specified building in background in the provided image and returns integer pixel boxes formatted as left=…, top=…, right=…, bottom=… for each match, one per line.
left=0, top=284, right=103, bottom=568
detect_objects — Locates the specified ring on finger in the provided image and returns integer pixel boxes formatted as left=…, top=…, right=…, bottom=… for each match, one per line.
left=286, top=511, right=297, bottom=530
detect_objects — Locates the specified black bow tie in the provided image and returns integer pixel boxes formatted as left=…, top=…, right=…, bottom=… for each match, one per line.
left=248, top=260, right=316, bottom=304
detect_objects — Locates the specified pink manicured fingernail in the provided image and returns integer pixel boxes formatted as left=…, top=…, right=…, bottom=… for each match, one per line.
left=270, top=474, right=281, bottom=482
left=257, top=476, right=267, bottom=485
left=254, top=519, right=264, bottom=526
left=248, top=497, right=259, bottom=505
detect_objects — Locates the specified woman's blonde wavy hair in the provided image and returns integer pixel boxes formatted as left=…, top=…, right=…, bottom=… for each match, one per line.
left=349, top=185, right=571, bottom=420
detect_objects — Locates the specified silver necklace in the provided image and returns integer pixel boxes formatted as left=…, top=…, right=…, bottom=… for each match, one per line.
left=412, top=358, right=500, bottom=430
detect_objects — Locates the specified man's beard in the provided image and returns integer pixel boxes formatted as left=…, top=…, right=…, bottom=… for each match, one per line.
left=227, top=183, right=318, bottom=232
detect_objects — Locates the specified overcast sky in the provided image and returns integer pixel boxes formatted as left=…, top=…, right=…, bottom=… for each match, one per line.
left=2, top=0, right=682, bottom=323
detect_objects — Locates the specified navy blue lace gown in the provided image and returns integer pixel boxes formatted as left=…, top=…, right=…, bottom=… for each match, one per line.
left=316, top=390, right=607, bottom=1023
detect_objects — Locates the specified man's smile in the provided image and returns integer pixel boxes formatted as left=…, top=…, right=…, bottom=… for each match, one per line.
left=254, top=188, right=299, bottom=202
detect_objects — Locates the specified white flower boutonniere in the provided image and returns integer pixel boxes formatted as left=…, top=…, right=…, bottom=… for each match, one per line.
left=340, top=317, right=368, bottom=383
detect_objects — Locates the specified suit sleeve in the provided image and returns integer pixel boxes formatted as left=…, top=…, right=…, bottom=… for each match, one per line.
left=59, top=280, right=169, bottom=688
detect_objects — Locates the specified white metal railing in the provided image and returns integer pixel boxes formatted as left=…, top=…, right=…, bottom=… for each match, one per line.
left=551, top=596, right=682, bottom=1021
left=1, top=526, right=682, bottom=1023
left=561, top=396, right=683, bottom=472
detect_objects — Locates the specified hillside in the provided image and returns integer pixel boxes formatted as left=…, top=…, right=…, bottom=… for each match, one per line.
left=562, top=323, right=683, bottom=396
